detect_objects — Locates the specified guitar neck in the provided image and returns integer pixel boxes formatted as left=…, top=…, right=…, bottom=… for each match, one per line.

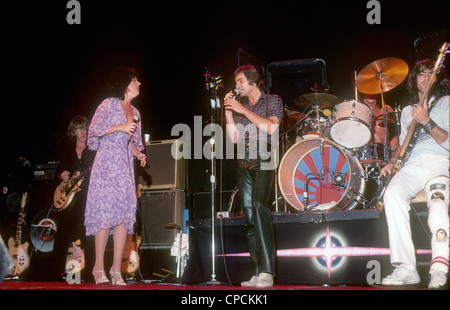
left=15, top=193, right=28, bottom=244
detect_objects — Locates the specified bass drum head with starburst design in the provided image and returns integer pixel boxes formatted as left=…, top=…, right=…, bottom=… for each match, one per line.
left=278, top=138, right=365, bottom=211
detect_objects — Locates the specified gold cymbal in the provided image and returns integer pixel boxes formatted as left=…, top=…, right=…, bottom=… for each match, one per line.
left=356, top=58, right=409, bottom=94
left=294, top=93, right=340, bottom=108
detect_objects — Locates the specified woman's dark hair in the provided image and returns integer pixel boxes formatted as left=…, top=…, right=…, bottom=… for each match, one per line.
left=234, top=64, right=265, bottom=91
left=406, top=59, right=450, bottom=104
left=106, top=66, right=139, bottom=100
left=67, top=114, right=89, bottom=143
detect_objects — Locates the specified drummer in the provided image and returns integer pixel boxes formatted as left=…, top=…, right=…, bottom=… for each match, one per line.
left=363, top=93, right=399, bottom=153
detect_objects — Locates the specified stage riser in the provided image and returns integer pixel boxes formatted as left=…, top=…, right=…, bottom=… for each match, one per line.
left=185, top=211, right=432, bottom=286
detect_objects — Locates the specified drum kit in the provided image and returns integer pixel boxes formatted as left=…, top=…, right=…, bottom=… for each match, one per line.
left=277, top=57, right=409, bottom=212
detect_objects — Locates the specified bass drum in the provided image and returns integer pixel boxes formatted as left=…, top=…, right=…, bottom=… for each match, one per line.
left=278, top=138, right=365, bottom=211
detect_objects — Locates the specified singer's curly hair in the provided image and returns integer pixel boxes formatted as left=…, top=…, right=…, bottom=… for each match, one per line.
left=106, top=66, right=139, bottom=100
left=406, top=59, right=450, bottom=104
left=67, top=115, right=90, bottom=143
left=234, top=64, right=265, bottom=91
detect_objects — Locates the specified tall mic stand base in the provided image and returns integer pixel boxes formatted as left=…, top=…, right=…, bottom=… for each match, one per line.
left=198, top=279, right=230, bottom=286
left=157, top=278, right=184, bottom=286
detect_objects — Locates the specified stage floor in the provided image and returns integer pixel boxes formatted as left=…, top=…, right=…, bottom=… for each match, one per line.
left=0, top=280, right=428, bottom=290
left=2, top=280, right=438, bottom=308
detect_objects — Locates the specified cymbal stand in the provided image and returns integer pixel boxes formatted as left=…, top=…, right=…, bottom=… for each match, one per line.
left=315, top=105, right=321, bottom=135
left=376, top=71, right=390, bottom=162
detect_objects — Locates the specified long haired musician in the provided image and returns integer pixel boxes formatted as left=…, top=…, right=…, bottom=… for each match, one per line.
left=380, top=59, right=449, bottom=289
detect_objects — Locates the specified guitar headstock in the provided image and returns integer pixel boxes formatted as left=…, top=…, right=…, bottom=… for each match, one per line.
left=436, top=42, right=449, bottom=74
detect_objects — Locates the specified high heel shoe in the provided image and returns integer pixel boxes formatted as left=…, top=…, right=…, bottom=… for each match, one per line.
left=109, top=269, right=126, bottom=285
left=92, top=270, right=109, bottom=284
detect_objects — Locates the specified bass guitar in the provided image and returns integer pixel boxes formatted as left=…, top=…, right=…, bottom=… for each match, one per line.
left=8, top=192, right=30, bottom=276
left=375, top=42, right=449, bottom=211
left=53, top=167, right=91, bottom=210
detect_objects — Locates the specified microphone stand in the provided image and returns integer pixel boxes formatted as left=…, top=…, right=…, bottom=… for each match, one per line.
left=202, top=71, right=229, bottom=286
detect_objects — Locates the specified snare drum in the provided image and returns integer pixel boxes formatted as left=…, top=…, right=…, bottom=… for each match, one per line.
left=330, top=100, right=373, bottom=149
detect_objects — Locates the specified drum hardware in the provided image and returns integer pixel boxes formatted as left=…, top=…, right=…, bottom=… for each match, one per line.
left=303, top=172, right=322, bottom=210
left=376, top=110, right=401, bottom=139
left=295, top=92, right=338, bottom=137
left=280, top=108, right=313, bottom=135
left=347, top=186, right=370, bottom=209
left=294, top=91, right=339, bottom=143
left=280, top=108, right=314, bottom=155
left=332, top=173, right=346, bottom=187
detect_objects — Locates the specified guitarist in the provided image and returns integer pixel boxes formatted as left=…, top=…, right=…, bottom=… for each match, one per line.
left=380, top=59, right=449, bottom=289
left=52, top=115, right=96, bottom=281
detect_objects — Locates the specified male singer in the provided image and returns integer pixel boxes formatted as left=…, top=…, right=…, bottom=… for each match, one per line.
left=224, top=64, right=283, bottom=288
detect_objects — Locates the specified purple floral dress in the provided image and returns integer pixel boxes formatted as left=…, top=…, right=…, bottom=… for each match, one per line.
left=84, top=97, right=144, bottom=236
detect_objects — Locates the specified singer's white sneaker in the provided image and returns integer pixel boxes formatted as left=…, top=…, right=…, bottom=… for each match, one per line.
left=256, top=273, right=274, bottom=288
left=241, top=276, right=259, bottom=287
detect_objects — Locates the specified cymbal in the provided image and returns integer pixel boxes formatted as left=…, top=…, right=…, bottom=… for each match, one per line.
left=356, top=58, right=409, bottom=94
left=284, top=107, right=307, bottom=120
left=295, top=93, right=340, bottom=108
left=282, top=108, right=307, bottom=131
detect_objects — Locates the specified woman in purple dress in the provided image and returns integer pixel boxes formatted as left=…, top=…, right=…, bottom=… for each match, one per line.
left=85, top=67, right=147, bottom=285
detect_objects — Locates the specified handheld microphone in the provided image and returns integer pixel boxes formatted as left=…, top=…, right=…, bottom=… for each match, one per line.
left=232, top=88, right=241, bottom=97
left=128, top=115, right=140, bottom=142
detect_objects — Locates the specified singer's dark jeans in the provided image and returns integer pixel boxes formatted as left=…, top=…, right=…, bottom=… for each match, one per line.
left=236, top=144, right=276, bottom=276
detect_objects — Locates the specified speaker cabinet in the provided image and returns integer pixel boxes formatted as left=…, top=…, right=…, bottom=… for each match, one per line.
left=137, top=140, right=185, bottom=190
left=139, top=189, right=185, bottom=247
